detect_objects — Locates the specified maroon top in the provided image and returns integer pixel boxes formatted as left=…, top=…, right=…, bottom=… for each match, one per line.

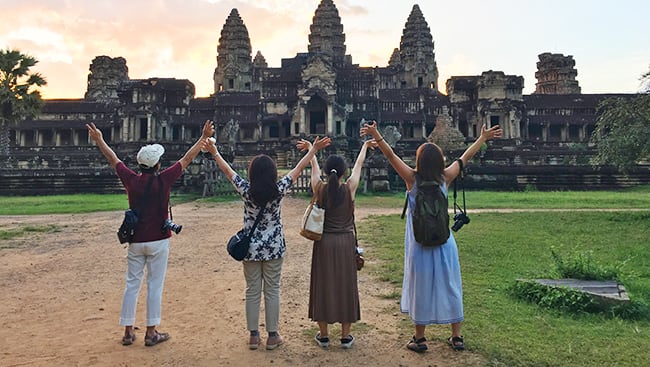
left=116, top=161, right=183, bottom=242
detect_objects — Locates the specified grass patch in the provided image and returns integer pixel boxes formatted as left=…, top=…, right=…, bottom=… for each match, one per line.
left=358, top=210, right=650, bottom=367
left=0, top=193, right=216, bottom=215
left=355, top=185, right=650, bottom=210
left=0, top=185, right=648, bottom=215
left=0, top=224, right=62, bottom=247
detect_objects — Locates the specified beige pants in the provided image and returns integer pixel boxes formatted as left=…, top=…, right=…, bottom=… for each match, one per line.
left=243, top=257, right=283, bottom=333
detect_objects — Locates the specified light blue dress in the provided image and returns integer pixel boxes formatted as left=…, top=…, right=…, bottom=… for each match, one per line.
left=400, top=182, right=464, bottom=325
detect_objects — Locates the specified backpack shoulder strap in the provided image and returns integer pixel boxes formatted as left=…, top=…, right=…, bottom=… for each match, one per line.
left=402, top=174, right=420, bottom=219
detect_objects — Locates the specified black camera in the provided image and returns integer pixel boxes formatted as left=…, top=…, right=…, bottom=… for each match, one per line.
left=451, top=212, right=470, bottom=232
left=162, top=219, right=182, bottom=234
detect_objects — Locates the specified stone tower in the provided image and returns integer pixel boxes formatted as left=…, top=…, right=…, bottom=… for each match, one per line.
left=398, top=5, right=438, bottom=90
left=84, top=56, right=128, bottom=101
left=534, top=53, right=581, bottom=94
left=213, top=8, right=253, bottom=93
left=308, top=0, right=347, bottom=64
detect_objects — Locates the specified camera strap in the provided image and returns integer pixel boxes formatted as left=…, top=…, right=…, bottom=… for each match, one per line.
left=453, top=159, right=467, bottom=216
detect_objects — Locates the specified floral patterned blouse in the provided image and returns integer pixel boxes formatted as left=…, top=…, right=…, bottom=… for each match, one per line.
left=231, top=173, right=293, bottom=261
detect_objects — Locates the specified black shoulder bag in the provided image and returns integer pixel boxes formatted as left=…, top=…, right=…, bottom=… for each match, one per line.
left=117, top=174, right=156, bottom=244
left=227, top=204, right=266, bottom=261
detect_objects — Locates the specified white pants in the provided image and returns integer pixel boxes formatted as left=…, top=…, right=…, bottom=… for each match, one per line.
left=243, top=257, right=283, bottom=333
left=119, top=239, right=170, bottom=327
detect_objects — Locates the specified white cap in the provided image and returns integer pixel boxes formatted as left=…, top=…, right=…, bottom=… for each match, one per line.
left=136, top=144, right=164, bottom=168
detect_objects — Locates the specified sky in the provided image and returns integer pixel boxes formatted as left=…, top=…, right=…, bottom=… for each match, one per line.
left=1, top=0, right=648, bottom=99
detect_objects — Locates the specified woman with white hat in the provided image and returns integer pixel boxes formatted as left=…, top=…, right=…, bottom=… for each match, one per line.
left=86, top=120, right=213, bottom=347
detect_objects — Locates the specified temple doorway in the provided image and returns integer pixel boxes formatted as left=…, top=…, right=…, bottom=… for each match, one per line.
left=307, top=96, right=327, bottom=135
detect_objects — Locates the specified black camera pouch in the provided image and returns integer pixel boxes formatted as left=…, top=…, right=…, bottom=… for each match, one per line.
left=118, top=209, right=138, bottom=244
left=117, top=174, right=155, bottom=245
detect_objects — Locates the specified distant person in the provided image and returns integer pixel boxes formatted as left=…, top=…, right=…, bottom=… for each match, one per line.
left=298, top=139, right=377, bottom=349
left=204, top=126, right=330, bottom=350
left=360, top=121, right=502, bottom=353
left=86, top=120, right=213, bottom=347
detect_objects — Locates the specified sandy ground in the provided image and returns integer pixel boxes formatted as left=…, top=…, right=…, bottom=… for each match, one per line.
left=0, top=196, right=485, bottom=367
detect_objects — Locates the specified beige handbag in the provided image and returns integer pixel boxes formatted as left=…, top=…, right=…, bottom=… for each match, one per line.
left=300, top=184, right=325, bottom=241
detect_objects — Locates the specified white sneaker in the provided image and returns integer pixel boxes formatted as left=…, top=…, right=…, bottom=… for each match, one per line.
left=341, top=335, right=355, bottom=349
left=315, top=333, right=330, bottom=348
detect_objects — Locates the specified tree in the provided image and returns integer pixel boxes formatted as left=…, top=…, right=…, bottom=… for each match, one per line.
left=590, top=69, right=650, bottom=171
left=0, top=49, right=47, bottom=156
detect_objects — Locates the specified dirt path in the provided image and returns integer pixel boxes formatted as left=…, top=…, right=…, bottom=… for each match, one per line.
left=0, top=197, right=484, bottom=367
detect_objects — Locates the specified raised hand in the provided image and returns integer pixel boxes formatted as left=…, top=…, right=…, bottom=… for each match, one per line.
left=481, top=124, right=503, bottom=141
left=202, top=120, right=215, bottom=138
left=85, top=122, right=103, bottom=142
left=364, top=139, right=378, bottom=149
left=360, top=121, right=380, bottom=140
left=295, top=139, right=313, bottom=152
left=312, top=136, right=331, bottom=151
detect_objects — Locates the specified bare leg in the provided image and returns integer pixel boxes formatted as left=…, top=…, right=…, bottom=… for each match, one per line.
left=341, top=322, right=352, bottom=338
left=414, top=324, right=426, bottom=340
left=124, top=325, right=134, bottom=337
left=318, top=321, right=328, bottom=337
left=451, top=322, right=462, bottom=337
left=146, top=325, right=156, bottom=338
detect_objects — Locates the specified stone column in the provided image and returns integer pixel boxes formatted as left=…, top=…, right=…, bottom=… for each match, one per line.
left=327, top=103, right=333, bottom=135
left=298, top=103, right=306, bottom=134
left=147, top=113, right=153, bottom=141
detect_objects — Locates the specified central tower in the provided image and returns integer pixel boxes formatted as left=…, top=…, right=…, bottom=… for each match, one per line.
left=308, top=0, right=347, bottom=64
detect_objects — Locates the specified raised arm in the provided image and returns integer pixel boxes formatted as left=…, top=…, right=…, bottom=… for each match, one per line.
left=443, top=124, right=502, bottom=186
left=204, top=134, right=237, bottom=184
left=346, top=139, right=377, bottom=199
left=296, top=139, right=322, bottom=187
left=178, top=120, right=214, bottom=169
left=86, top=122, right=120, bottom=168
left=287, top=136, right=331, bottom=182
left=360, top=121, right=416, bottom=189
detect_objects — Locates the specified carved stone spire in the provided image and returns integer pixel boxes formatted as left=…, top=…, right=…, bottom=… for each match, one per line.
left=308, top=0, right=346, bottom=63
left=388, top=48, right=401, bottom=67
left=213, top=8, right=253, bottom=93
left=398, top=5, right=438, bottom=90
left=253, top=51, right=267, bottom=68
left=534, top=53, right=581, bottom=94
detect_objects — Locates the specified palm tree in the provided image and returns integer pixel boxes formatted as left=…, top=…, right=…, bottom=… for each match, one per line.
left=0, top=49, right=47, bottom=156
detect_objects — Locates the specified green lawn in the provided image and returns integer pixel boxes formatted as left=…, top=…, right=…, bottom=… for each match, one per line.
left=358, top=209, right=649, bottom=366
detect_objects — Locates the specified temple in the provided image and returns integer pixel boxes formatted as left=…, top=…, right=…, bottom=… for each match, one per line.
left=2, top=1, right=647, bottom=194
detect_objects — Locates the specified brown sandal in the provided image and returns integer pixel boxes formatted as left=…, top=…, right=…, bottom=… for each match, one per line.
left=121, top=332, right=136, bottom=346
left=145, top=331, right=170, bottom=347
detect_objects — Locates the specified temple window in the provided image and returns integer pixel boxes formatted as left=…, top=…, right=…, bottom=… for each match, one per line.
left=418, top=77, right=423, bottom=87
left=228, top=79, right=234, bottom=89
left=490, top=115, right=500, bottom=128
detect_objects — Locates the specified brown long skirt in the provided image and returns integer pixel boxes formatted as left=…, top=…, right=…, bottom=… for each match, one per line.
left=308, top=231, right=360, bottom=323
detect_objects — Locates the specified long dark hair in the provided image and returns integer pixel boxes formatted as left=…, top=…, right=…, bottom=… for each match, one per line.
left=415, top=143, right=445, bottom=184
left=322, top=155, right=347, bottom=209
left=248, top=154, right=279, bottom=207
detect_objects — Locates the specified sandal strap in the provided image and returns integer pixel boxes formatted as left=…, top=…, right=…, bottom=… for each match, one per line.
left=412, top=336, right=427, bottom=344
